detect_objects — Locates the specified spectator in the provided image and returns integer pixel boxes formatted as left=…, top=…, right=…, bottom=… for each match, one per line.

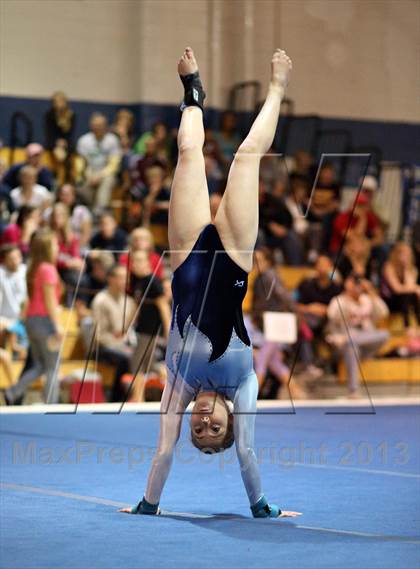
left=336, top=234, right=373, bottom=281
left=77, top=112, right=121, bottom=210
left=329, top=193, right=384, bottom=257
left=2, top=229, right=63, bottom=405
left=258, top=179, right=304, bottom=265
left=306, top=161, right=341, bottom=256
left=49, top=138, right=84, bottom=187
left=381, top=242, right=420, bottom=326
left=0, top=245, right=27, bottom=333
left=291, top=150, right=314, bottom=179
left=133, top=136, right=168, bottom=192
left=119, top=227, right=164, bottom=279
left=142, top=165, right=171, bottom=227
left=285, top=174, right=310, bottom=249
left=10, top=166, right=51, bottom=211
left=251, top=248, right=306, bottom=399
left=91, top=265, right=136, bottom=402
left=76, top=251, right=115, bottom=310
left=204, top=152, right=223, bottom=195
left=213, top=111, right=241, bottom=173
left=327, top=273, right=389, bottom=398
left=49, top=203, right=85, bottom=305
left=130, top=250, right=171, bottom=400
left=55, top=184, right=92, bottom=253
left=3, top=143, right=54, bottom=192
left=0, top=157, right=15, bottom=231
left=90, top=210, right=127, bottom=259
left=0, top=205, right=40, bottom=258
left=111, top=108, right=135, bottom=140
left=44, top=91, right=76, bottom=150
left=134, top=122, right=170, bottom=164
left=296, top=255, right=342, bottom=371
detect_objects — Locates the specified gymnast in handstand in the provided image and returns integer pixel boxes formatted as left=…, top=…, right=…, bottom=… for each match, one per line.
left=120, top=46, right=301, bottom=519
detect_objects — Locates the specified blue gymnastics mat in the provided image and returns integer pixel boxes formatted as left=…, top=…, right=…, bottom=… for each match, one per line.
left=1, top=401, right=419, bottom=569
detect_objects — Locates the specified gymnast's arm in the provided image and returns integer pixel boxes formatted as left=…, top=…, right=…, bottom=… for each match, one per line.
left=233, top=372, right=263, bottom=507
left=143, top=377, right=194, bottom=505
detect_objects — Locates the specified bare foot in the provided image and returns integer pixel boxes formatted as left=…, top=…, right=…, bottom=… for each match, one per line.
left=178, top=46, right=198, bottom=76
left=279, top=511, right=302, bottom=518
left=271, top=48, right=292, bottom=89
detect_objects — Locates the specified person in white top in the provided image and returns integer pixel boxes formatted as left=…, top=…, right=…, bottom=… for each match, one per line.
left=327, top=272, right=389, bottom=397
left=0, top=244, right=27, bottom=326
left=10, top=166, right=51, bottom=211
left=77, top=113, right=121, bottom=210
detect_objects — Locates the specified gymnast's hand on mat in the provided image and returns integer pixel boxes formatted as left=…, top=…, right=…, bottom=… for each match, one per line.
left=118, top=497, right=160, bottom=515
left=279, top=511, right=302, bottom=518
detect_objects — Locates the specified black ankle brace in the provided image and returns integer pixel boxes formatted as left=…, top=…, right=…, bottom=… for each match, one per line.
left=179, top=71, right=206, bottom=111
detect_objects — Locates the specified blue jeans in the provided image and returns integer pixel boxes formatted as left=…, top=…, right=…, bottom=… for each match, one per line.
left=7, top=316, right=60, bottom=404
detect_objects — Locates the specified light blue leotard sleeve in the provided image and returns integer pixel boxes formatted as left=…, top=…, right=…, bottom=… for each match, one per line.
left=143, top=372, right=262, bottom=507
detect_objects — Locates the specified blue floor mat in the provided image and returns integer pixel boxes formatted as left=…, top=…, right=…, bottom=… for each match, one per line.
left=1, top=404, right=419, bottom=569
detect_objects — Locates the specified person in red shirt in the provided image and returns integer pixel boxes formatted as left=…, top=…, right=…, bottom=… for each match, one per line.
left=49, top=202, right=86, bottom=305
left=2, top=229, right=63, bottom=405
left=0, top=205, right=40, bottom=259
left=329, top=193, right=384, bottom=256
left=119, top=227, right=164, bottom=279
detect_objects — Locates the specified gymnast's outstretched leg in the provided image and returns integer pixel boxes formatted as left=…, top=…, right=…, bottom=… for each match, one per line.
left=168, top=47, right=211, bottom=272
left=214, top=49, right=292, bottom=272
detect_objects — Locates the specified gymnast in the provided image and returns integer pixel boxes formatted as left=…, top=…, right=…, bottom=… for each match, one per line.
left=120, top=47, right=302, bottom=519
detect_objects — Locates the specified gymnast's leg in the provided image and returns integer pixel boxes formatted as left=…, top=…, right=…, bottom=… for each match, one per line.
left=214, top=49, right=292, bottom=272
left=168, top=47, right=211, bottom=272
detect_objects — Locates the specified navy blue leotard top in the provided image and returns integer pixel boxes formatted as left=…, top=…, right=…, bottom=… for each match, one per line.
left=166, top=224, right=253, bottom=396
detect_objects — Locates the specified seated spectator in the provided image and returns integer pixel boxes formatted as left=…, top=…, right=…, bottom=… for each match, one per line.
left=77, top=113, right=121, bottom=210
left=203, top=128, right=224, bottom=169
left=306, top=161, right=341, bottom=257
left=258, top=179, right=304, bottom=265
left=44, top=91, right=76, bottom=150
left=76, top=251, right=115, bottom=310
left=327, top=273, right=389, bottom=398
left=0, top=245, right=27, bottom=342
left=285, top=174, right=310, bottom=250
left=291, top=149, right=314, bottom=179
left=142, top=165, right=171, bottom=227
left=132, top=136, right=168, bottom=193
left=130, top=250, right=171, bottom=400
left=330, top=193, right=384, bottom=258
left=336, top=234, right=373, bottom=281
left=3, top=143, right=54, bottom=192
left=10, top=166, right=51, bottom=211
left=204, top=151, right=223, bottom=195
left=90, top=210, right=127, bottom=259
left=2, top=229, right=63, bottom=405
left=55, top=184, right=92, bottom=252
left=111, top=108, right=135, bottom=140
left=134, top=122, right=170, bottom=164
left=0, top=205, right=40, bottom=258
left=251, top=248, right=306, bottom=399
left=49, top=138, right=84, bottom=187
left=49, top=203, right=86, bottom=305
left=91, top=265, right=136, bottom=402
left=213, top=111, right=241, bottom=174
left=381, top=242, right=420, bottom=326
left=296, top=255, right=342, bottom=372
left=119, top=227, right=164, bottom=279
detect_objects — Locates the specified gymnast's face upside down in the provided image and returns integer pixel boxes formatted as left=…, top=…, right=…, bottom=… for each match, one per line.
left=190, top=391, right=234, bottom=453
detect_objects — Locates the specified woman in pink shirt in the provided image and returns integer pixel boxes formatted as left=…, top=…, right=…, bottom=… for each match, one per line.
left=3, top=229, right=63, bottom=404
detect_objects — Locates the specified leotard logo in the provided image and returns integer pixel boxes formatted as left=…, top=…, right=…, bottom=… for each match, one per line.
left=234, top=280, right=245, bottom=287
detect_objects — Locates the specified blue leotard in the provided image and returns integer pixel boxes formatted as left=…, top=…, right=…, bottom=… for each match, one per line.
left=166, top=224, right=254, bottom=397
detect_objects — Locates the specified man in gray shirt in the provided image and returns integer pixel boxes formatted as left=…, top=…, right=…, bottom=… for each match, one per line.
left=77, top=113, right=121, bottom=210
